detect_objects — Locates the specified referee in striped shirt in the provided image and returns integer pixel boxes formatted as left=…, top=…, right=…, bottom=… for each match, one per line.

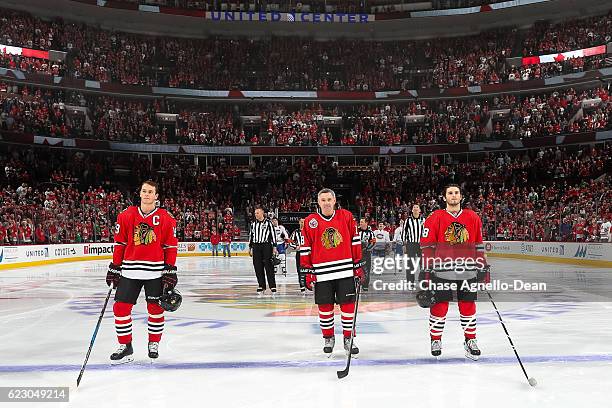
left=248, top=207, right=277, bottom=294
left=403, top=204, right=425, bottom=282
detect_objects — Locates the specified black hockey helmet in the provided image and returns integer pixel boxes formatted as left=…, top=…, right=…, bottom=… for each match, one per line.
left=159, top=288, right=182, bottom=312
left=416, top=289, right=437, bottom=308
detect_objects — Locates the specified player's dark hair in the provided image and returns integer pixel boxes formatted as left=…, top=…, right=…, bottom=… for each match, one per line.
left=141, top=180, right=159, bottom=194
left=442, top=183, right=461, bottom=196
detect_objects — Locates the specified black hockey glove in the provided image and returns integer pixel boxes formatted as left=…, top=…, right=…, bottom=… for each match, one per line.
left=162, top=264, right=178, bottom=291
left=106, top=263, right=121, bottom=288
left=477, top=265, right=491, bottom=284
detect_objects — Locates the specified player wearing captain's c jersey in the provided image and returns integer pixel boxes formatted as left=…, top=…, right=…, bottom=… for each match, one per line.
left=419, top=184, right=489, bottom=360
left=105, top=180, right=178, bottom=364
left=300, top=188, right=365, bottom=356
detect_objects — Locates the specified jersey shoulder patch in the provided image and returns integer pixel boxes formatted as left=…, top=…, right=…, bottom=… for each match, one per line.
left=308, top=217, right=318, bottom=229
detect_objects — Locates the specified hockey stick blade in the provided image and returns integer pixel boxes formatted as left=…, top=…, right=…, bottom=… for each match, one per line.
left=337, top=366, right=350, bottom=379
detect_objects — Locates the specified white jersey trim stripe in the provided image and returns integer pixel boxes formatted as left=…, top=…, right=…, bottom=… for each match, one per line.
left=312, top=258, right=354, bottom=268
left=315, top=270, right=354, bottom=282
left=122, top=260, right=165, bottom=265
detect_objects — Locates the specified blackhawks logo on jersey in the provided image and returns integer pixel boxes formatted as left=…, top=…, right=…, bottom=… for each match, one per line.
left=134, top=222, right=157, bottom=246
left=444, top=222, right=469, bottom=245
left=321, top=227, right=343, bottom=249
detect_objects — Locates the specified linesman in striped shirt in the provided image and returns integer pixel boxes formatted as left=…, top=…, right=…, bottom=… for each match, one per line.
left=403, top=204, right=425, bottom=282
left=248, top=206, right=278, bottom=295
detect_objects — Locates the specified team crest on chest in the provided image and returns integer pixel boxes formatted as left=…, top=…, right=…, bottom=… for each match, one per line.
left=444, top=222, right=469, bottom=245
left=134, top=222, right=157, bottom=246
left=309, top=218, right=318, bottom=229
left=321, top=227, right=342, bottom=249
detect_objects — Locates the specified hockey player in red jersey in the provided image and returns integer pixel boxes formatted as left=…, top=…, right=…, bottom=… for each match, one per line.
left=300, top=188, right=365, bottom=356
left=418, top=184, right=489, bottom=360
left=105, top=180, right=178, bottom=364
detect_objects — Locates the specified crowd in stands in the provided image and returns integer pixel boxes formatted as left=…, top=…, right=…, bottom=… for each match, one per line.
left=0, top=147, right=241, bottom=245
left=0, top=6, right=609, bottom=245
left=2, top=82, right=612, bottom=146
left=0, top=141, right=608, bottom=245
left=1, top=9, right=611, bottom=91
left=522, top=14, right=612, bottom=56
left=352, top=143, right=611, bottom=242
left=243, top=143, right=610, bottom=243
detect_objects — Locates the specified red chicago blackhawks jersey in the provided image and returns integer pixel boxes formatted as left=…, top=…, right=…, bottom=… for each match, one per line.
left=113, top=206, right=178, bottom=280
left=419, top=208, right=486, bottom=280
left=300, top=209, right=363, bottom=282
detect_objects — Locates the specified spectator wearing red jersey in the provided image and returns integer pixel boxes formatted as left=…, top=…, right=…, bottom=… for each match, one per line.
left=101, top=225, right=110, bottom=242
left=8, top=221, right=18, bottom=244
left=210, top=229, right=221, bottom=257
left=0, top=223, right=8, bottom=244
left=232, top=225, right=241, bottom=240
left=35, top=223, right=46, bottom=244
left=221, top=230, right=232, bottom=258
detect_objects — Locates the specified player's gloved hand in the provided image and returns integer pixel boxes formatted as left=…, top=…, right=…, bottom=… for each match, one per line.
left=477, top=265, right=491, bottom=284
left=106, top=263, right=121, bottom=288
left=354, top=268, right=365, bottom=286
left=162, top=264, right=178, bottom=291
left=304, top=269, right=316, bottom=291
left=353, top=260, right=366, bottom=285
left=352, top=263, right=365, bottom=285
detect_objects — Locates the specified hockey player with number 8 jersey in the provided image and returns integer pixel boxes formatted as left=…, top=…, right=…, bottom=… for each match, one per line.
left=419, top=184, right=488, bottom=360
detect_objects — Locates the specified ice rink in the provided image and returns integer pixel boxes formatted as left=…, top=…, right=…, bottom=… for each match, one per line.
left=1, top=255, right=611, bottom=408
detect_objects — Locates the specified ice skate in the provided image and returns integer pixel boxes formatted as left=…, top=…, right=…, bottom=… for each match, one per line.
left=323, top=336, right=335, bottom=356
left=110, top=343, right=134, bottom=365
left=464, top=338, right=481, bottom=361
left=148, top=341, right=159, bottom=360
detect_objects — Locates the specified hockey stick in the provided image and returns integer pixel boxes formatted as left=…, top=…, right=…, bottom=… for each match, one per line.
left=337, top=279, right=362, bottom=379
left=486, top=290, right=537, bottom=387
left=77, top=286, right=113, bottom=387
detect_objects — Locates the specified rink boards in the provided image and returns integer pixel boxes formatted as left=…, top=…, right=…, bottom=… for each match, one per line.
left=0, top=240, right=610, bottom=270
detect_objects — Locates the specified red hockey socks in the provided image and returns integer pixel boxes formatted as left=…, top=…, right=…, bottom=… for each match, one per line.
left=340, top=302, right=356, bottom=338
left=147, top=302, right=165, bottom=342
left=113, top=302, right=133, bottom=344
left=429, top=301, right=449, bottom=340
left=318, top=304, right=335, bottom=338
left=458, top=300, right=476, bottom=339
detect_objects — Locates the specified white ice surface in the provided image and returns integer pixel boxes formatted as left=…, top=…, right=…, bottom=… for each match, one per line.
left=0, top=256, right=611, bottom=408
